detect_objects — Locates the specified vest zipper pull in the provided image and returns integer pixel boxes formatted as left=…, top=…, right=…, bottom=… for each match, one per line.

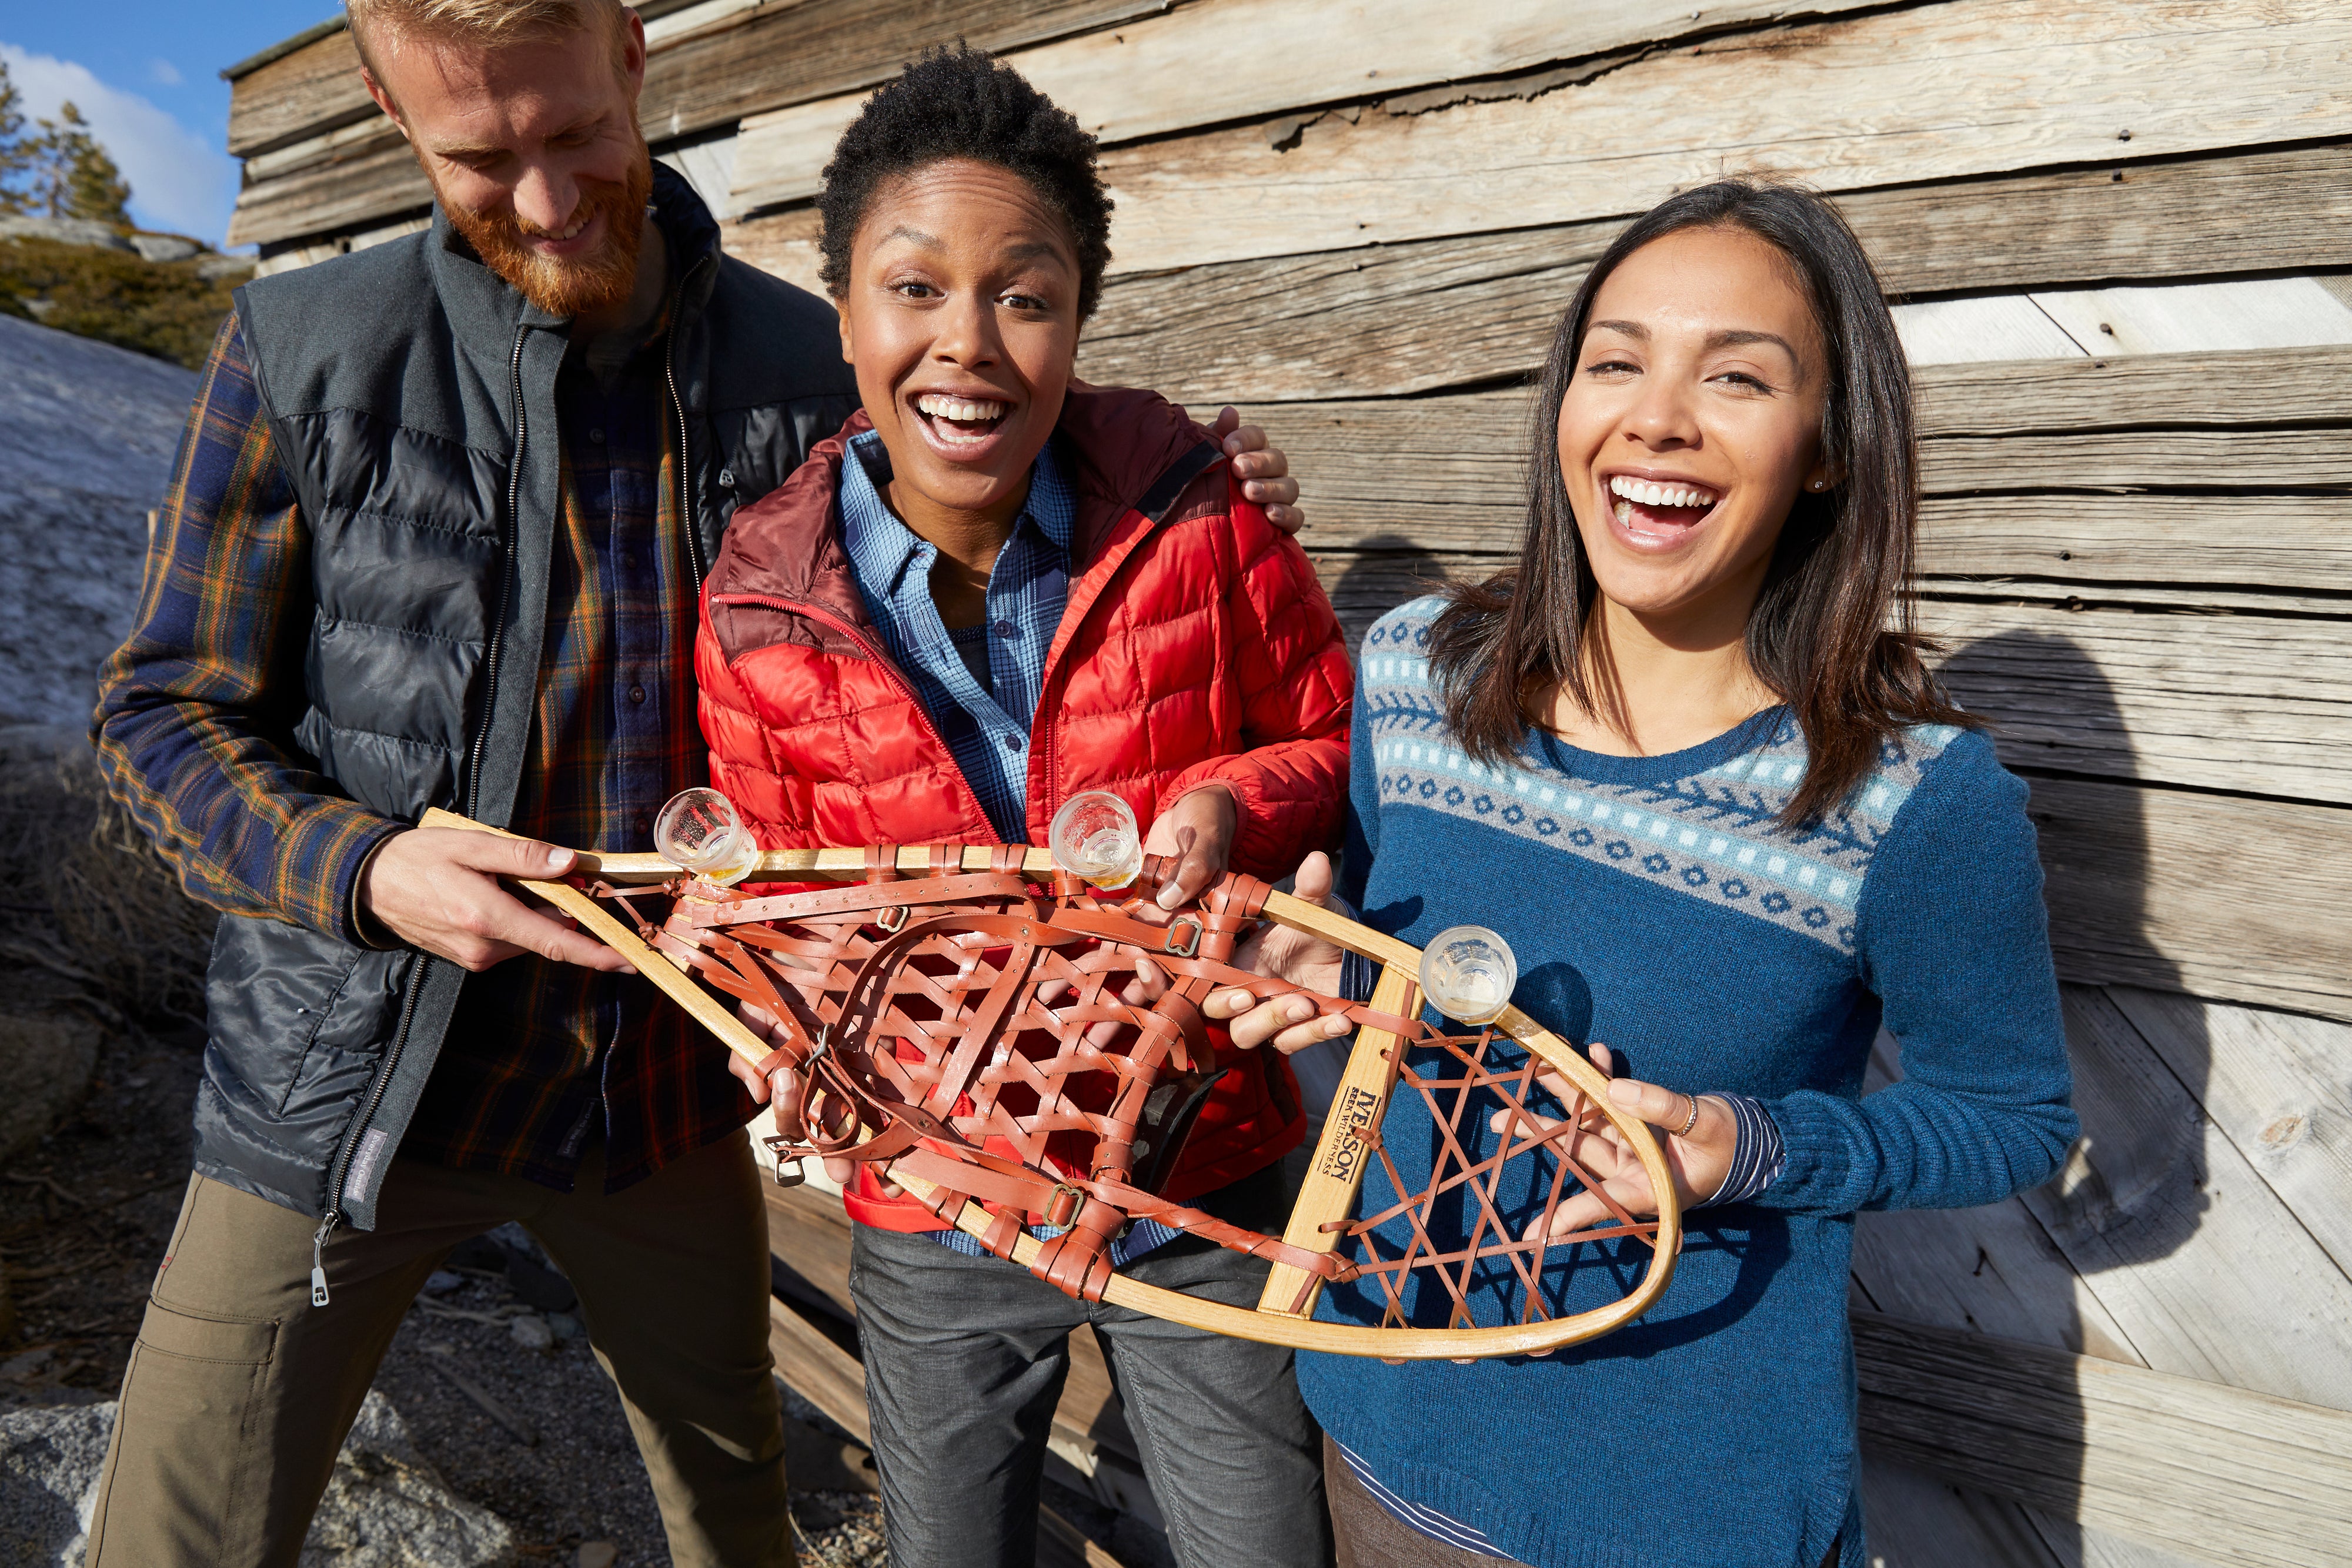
left=311, top=1211, right=339, bottom=1306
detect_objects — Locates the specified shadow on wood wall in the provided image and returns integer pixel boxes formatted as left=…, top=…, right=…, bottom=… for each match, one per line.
left=1929, top=627, right=2207, bottom=1562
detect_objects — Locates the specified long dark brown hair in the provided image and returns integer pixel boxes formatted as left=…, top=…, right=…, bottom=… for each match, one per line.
left=1428, top=177, right=1973, bottom=827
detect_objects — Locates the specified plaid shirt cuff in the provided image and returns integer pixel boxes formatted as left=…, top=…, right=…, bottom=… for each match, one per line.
left=277, top=800, right=410, bottom=946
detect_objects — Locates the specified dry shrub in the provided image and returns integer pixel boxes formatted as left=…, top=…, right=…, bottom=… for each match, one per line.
left=0, top=742, right=216, bottom=1026
left=0, top=237, right=239, bottom=370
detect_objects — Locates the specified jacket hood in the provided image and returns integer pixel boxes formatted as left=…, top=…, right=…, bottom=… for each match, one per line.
left=705, top=381, right=1223, bottom=658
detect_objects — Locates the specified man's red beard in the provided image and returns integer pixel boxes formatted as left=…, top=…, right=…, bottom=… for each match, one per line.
left=439, top=142, right=654, bottom=318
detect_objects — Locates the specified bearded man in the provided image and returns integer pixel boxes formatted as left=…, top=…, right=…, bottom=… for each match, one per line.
left=85, top=2, right=1308, bottom=1562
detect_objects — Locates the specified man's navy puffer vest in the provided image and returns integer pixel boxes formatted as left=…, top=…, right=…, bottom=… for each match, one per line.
left=205, top=167, right=856, bottom=1231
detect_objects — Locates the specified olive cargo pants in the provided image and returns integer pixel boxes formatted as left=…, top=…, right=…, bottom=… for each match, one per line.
left=84, top=1132, right=791, bottom=1567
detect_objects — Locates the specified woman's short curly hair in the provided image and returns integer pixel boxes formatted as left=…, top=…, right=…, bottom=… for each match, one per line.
left=817, top=44, right=1115, bottom=320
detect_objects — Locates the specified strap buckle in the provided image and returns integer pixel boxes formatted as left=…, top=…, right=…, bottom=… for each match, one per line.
left=1037, top=1181, right=1085, bottom=1236
left=874, top=905, right=908, bottom=932
left=1161, top=917, right=1202, bottom=959
left=760, top=1136, right=807, bottom=1188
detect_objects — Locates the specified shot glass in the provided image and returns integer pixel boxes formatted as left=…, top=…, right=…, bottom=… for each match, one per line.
left=652, top=787, right=759, bottom=887
left=1418, top=925, right=1518, bottom=1026
left=1050, top=790, right=1143, bottom=890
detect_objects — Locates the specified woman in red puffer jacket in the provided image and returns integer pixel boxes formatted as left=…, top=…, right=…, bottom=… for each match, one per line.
left=699, top=379, right=1351, bottom=1224
left=694, top=45, right=1350, bottom=1568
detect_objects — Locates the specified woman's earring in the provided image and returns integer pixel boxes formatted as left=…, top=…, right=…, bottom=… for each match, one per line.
left=1810, top=479, right=1828, bottom=490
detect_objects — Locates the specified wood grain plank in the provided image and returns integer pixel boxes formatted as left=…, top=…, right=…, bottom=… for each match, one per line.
left=1073, top=146, right=2352, bottom=404
left=1209, top=379, right=2352, bottom=564
left=1852, top=1026, right=2146, bottom=1368
left=765, top=1175, right=857, bottom=1315
left=1857, top=1456, right=2068, bottom=1568
left=639, top=0, right=1167, bottom=147
left=1920, top=599, right=2352, bottom=803
left=226, top=27, right=368, bottom=159
left=768, top=1293, right=873, bottom=1445
left=729, top=0, right=1892, bottom=209
left=229, top=131, right=430, bottom=251
left=1083, top=0, right=2352, bottom=278
left=1919, top=427, right=2352, bottom=492
left=2028, top=778, right=2352, bottom=1020
left=227, top=0, right=1167, bottom=161
left=1852, top=1312, right=2352, bottom=1568
left=2104, top=988, right=2352, bottom=1286
left=1038, top=1507, right=1128, bottom=1568
left=2017, top=987, right=2352, bottom=1406
left=1860, top=142, right=2352, bottom=300
left=1913, top=345, right=2352, bottom=434
left=1917, top=493, right=2352, bottom=589
left=1291, top=480, right=2352, bottom=587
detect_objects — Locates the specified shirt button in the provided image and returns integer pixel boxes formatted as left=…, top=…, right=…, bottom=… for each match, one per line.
left=1003, top=734, right=1024, bottom=752
left=589, top=426, right=607, bottom=444
left=634, top=815, right=652, bottom=837
left=994, top=620, right=1018, bottom=639
left=628, top=684, right=647, bottom=704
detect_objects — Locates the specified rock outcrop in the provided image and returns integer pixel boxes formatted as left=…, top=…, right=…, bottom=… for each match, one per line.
left=0, top=1392, right=517, bottom=1566
left=0, top=220, right=131, bottom=253
left=0, top=314, right=197, bottom=730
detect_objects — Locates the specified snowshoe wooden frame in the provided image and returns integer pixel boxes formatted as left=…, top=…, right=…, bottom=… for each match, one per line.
left=425, top=808, right=1679, bottom=1359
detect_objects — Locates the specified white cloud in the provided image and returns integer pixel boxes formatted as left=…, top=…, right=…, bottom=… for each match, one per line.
left=1, top=45, right=237, bottom=243
left=146, top=59, right=184, bottom=88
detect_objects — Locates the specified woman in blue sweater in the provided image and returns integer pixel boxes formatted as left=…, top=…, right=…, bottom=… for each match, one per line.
left=1204, top=179, right=2079, bottom=1567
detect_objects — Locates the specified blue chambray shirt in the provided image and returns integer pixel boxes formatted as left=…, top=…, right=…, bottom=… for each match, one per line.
left=837, top=429, right=1074, bottom=844
left=836, top=430, right=1181, bottom=1266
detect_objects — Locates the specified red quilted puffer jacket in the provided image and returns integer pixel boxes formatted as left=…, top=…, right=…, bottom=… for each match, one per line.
left=697, top=384, right=1353, bottom=1231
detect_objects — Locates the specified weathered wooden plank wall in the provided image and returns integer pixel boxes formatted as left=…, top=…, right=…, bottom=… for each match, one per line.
left=221, top=3, right=2352, bottom=1564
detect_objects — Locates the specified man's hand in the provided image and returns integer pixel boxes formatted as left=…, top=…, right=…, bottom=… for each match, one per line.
left=1142, top=784, right=1237, bottom=912
left=1200, top=851, right=1352, bottom=1055
left=1208, top=406, right=1304, bottom=534
left=358, top=827, right=633, bottom=974
left=730, top=1003, right=883, bottom=1191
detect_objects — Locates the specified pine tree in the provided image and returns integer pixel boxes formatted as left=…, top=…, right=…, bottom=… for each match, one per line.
left=0, top=59, right=35, bottom=218
left=35, top=103, right=132, bottom=228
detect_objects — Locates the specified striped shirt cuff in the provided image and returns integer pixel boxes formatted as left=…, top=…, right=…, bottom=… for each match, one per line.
left=1705, top=1092, right=1787, bottom=1206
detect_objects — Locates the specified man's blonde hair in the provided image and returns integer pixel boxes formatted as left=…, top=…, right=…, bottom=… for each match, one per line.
left=346, top=0, right=632, bottom=82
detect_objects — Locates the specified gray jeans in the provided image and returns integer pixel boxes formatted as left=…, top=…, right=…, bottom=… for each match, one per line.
left=850, top=1164, right=1331, bottom=1568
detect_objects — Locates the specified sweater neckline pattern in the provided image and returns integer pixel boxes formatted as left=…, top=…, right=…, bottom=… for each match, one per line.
left=1359, top=599, right=1960, bottom=955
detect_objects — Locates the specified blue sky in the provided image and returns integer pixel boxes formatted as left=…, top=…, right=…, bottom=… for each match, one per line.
left=5, top=3, right=342, bottom=246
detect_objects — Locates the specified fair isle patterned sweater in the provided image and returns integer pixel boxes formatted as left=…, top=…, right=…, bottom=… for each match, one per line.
left=1297, top=600, right=2077, bottom=1568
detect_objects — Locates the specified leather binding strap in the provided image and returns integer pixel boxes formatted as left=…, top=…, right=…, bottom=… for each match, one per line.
left=420, top=810, right=1684, bottom=1359
left=614, top=847, right=1663, bottom=1324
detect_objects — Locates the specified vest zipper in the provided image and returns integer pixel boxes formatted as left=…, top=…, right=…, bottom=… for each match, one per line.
left=664, top=277, right=703, bottom=583
left=467, top=328, right=529, bottom=817
left=708, top=591, right=992, bottom=831
left=313, top=326, right=530, bottom=1305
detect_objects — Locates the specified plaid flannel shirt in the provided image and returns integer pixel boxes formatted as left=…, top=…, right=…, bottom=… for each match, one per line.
left=96, top=307, right=749, bottom=1193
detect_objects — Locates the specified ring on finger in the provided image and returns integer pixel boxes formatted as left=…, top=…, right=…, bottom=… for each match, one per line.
left=1673, top=1094, right=1701, bottom=1138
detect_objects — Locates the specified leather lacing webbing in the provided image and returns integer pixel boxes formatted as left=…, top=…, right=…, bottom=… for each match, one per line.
left=587, top=850, right=1658, bottom=1316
